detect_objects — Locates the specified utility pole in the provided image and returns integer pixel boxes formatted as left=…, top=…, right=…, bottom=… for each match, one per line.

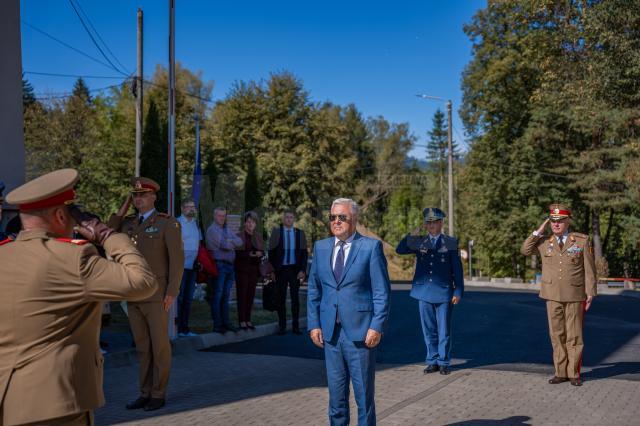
left=167, top=0, right=177, bottom=339
left=135, top=8, right=143, bottom=177
left=446, top=100, right=454, bottom=236
left=167, top=0, right=176, bottom=216
left=468, top=240, right=474, bottom=278
left=416, top=94, right=456, bottom=235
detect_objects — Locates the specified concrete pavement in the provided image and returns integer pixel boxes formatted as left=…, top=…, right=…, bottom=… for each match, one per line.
left=96, top=287, right=640, bottom=425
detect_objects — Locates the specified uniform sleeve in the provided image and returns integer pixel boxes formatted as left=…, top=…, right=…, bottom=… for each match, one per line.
left=306, top=242, right=322, bottom=331
left=165, top=219, right=185, bottom=298
left=107, top=214, right=124, bottom=231
left=584, top=237, right=597, bottom=297
left=80, top=233, right=157, bottom=301
left=396, top=234, right=418, bottom=254
left=450, top=239, right=465, bottom=299
left=521, top=234, right=542, bottom=256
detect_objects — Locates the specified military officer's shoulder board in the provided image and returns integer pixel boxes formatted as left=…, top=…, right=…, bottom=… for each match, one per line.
left=54, top=238, right=90, bottom=245
left=125, top=213, right=137, bottom=219
left=0, top=237, right=14, bottom=246
left=157, top=212, right=170, bottom=218
left=570, top=232, right=588, bottom=240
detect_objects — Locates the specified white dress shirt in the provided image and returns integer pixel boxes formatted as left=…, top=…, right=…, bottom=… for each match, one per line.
left=139, top=208, right=155, bottom=223
left=332, top=232, right=356, bottom=269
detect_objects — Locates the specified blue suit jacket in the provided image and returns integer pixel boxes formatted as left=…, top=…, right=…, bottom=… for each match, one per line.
left=307, top=232, right=391, bottom=342
left=396, top=234, right=464, bottom=304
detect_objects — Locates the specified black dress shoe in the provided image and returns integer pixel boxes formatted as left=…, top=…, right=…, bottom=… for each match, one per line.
left=277, top=328, right=287, bottom=335
left=439, top=366, right=451, bottom=375
left=126, top=396, right=150, bottom=410
left=570, top=378, right=583, bottom=387
left=224, top=324, right=239, bottom=333
left=247, top=322, right=256, bottom=330
left=144, top=398, right=165, bottom=411
left=423, top=365, right=440, bottom=374
left=548, top=376, right=570, bottom=384
left=292, top=328, right=303, bottom=335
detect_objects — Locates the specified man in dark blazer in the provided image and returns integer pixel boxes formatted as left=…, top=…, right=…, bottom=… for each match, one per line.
left=307, top=198, right=391, bottom=426
left=268, top=210, right=308, bottom=335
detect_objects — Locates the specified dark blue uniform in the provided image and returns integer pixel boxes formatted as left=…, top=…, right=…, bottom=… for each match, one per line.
left=396, top=233, right=464, bottom=366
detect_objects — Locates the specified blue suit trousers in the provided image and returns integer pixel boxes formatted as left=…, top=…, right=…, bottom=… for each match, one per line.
left=419, top=300, right=453, bottom=366
left=324, top=324, right=376, bottom=426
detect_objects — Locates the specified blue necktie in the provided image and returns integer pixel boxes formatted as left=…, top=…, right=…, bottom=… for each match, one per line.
left=286, top=230, right=293, bottom=265
left=333, top=240, right=346, bottom=282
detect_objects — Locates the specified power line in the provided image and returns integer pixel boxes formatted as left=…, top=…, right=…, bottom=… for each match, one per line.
left=67, top=0, right=127, bottom=76
left=21, top=20, right=127, bottom=76
left=142, top=79, right=215, bottom=104
left=71, top=0, right=130, bottom=74
left=25, top=71, right=125, bottom=79
left=35, top=80, right=130, bottom=100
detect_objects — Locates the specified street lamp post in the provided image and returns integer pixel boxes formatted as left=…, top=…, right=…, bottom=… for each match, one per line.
left=416, top=94, right=455, bottom=236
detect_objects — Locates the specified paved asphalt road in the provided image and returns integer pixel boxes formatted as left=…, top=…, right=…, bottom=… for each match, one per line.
left=207, top=287, right=640, bottom=381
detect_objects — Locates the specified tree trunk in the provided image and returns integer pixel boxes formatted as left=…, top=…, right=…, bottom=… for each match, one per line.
left=591, top=208, right=603, bottom=260
left=602, top=208, right=614, bottom=255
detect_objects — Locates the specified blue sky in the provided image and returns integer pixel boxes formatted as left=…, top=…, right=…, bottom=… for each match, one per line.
left=20, top=0, right=485, bottom=159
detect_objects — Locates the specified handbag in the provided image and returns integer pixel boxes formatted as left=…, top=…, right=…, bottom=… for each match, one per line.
left=262, top=279, right=279, bottom=312
left=196, top=242, right=218, bottom=283
left=259, top=255, right=274, bottom=278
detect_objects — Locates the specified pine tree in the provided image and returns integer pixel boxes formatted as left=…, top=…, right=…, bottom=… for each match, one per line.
left=140, top=99, right=168, bottom=212
left=22, top=75, right=36, bottom=110
left=427, top=109, right=447, bottom=209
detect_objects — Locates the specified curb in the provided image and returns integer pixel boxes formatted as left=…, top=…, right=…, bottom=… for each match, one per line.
left=104, top=318, right=307, bottom=369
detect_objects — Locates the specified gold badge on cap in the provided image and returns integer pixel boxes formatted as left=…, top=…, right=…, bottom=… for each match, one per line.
left=554, top=208, right=560, bottom=214
left=134, top=180, right=143, bottom=190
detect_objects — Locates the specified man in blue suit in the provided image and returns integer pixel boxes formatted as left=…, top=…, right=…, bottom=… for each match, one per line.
left=307, top=198, right=391, bottom=426
left=396, top=207, right=464, bottom=375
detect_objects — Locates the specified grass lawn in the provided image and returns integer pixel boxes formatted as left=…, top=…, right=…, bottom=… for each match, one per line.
left=106, top=286, right=308, bottom=335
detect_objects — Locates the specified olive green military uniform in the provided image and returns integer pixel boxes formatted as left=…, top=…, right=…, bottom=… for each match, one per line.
left=521, top=231, right=597, bottom=379
left=0, top=169, right=157, bottom=426
left=108, top=210, right=184, bottom=400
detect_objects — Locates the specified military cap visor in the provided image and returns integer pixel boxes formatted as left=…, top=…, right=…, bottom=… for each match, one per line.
left=6, top=169, right=78, bottom=211
left=549, top=203, right=571, bottom=220
left=130, top=177, right=160, bottom=193
left=423, top=207, right=446, bottom=222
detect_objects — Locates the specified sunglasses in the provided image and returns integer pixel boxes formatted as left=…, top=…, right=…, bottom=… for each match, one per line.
left=329, top=214, right=350, bottom=222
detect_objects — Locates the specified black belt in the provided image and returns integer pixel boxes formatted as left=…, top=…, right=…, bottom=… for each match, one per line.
left=217, top=260, right=234, bottom=266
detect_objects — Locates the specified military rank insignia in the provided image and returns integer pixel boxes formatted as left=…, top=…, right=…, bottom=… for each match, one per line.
left=145, top=226, right=159, bottom=234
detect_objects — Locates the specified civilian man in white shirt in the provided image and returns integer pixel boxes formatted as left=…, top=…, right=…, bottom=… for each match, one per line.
left=177, top=197, right=202, bottom=337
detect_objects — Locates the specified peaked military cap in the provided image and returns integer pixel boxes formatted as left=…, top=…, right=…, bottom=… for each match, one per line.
left=423, top=207, right=446, bottom=222
left=6, top=169, right=78, bottom=211
left=549, top=203, right=571, bottom=220
left=130, top=177, right=160, bottom=193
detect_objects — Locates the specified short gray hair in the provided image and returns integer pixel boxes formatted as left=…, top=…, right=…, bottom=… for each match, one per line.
left=331, top=198, right=359, bottom=216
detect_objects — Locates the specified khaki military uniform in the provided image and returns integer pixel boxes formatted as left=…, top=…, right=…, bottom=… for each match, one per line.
left=521, top=232, right=597, bottom=379
left=108, top=211, right=183, bottom=399
left=0, top=231, right=156, bottom=425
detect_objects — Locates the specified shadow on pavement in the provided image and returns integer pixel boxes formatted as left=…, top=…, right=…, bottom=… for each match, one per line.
left=445, top=415, right=532, bottom=425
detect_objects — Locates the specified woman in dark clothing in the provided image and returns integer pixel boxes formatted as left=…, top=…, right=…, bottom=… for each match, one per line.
left=234, top=211, right=264, bottom=330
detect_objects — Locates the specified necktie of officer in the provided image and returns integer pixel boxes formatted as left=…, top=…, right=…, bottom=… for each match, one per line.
left=138, top=216, right=144, bottom=225
left=431, top=236, right=437, bottom=249
left=333, top=240, right=346, bottom=282
left=558, top=236, right=564, bottom=250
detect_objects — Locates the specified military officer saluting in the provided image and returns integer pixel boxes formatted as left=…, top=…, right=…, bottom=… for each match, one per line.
left=521, top=204, right=596, bottom=387
left=108, top=177, right=184, bottom=411
left=0, top=169, right=156, bottom=425
left=396, top=207, right=464, bottom=375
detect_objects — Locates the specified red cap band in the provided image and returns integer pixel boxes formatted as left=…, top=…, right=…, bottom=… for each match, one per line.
left=550, top=209, right=570, bottom=216
left=19, top=188, right=76, bottom=211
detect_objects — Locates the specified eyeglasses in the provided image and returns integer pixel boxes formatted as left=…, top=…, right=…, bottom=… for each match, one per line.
left=329, top=214, right=350, bottom=222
